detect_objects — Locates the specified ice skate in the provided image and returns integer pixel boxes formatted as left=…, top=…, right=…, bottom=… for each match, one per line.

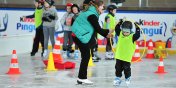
left=94, top=51, right=101, bottom=60
left=105, top=52, right=111, bottom=60
left=110, top=51, right=115, bottom=60
left=62, top=51, right=67, bottom=59
left=42, top=49, right=48, bottom=58
left=74, top=50, right=79, bottom=60
left=113, top=77, right=122, bottom=86
left=125, top=77, right=131, bottom=87
left=77, top=78, right=93, bottom=85
left=92, top=56, right=99, bottom=62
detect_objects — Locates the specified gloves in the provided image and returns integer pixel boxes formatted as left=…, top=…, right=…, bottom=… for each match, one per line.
left=42, top=17, right=52, bottom=22
left=48, top=15, right=55, bottom=20
left=117, top=19, right=123, bottom=26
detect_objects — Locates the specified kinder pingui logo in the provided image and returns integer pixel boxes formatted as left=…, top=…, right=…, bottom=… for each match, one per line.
left=16, top=17, right=35, bottom=32
left=0, top=14, right=8, bottom=32
left=136, top=19, right=167, bottom=37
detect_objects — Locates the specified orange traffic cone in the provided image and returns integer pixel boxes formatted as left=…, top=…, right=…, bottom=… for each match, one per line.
left=53, top=36, right=63, bottom=64
left=132, top=43, right=141, bottom=62
left=7, top=50, right=21, bottom=75
left=146, top=39, right=154, bottom=59
left=155, top=57, right=167, bottom=74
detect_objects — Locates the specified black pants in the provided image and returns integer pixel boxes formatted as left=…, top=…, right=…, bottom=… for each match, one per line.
left=106, top=38, right=113, bottom=52
left=72, top=36, right=95, bottom=79
left=63, top=31, right=73, bottom=51
left=75, top=44, right=79, bottom=50
left=115, top=59, right=131, bottom=79
left=31, top=25, right=44, bottom=54
left=91, top=33, right=98, bottom=57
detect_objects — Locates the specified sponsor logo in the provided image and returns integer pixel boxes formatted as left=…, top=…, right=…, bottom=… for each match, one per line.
left=136, top=19, right=167, bottom=37
left=16, top=17, right=35, bottom=32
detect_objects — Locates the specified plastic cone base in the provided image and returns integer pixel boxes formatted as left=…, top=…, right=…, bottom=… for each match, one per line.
left=7, top=69, right=21, bottom=75
left=146, top=54, right=155, bottom=59
left=155, top=71, right=167, bottom=74
left=155, top=66, right=167, bottom=74
left=132, top=58, right=142, bottom=62
left=64, top=61, right=76, bottom=69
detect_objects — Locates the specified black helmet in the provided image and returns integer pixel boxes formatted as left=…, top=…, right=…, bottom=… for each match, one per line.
left=45, top=0, right=53, bottom=6
left=35, top=0, right=44, bottom=5
left=35, top=0, right=44, bottom=3
left=107, top=5, right=117, bottom=12
left=51, top=0, right=55, bottom=6
left=121, top=21, right=132, bottom=33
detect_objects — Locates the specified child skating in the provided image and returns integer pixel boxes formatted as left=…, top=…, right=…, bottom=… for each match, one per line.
left=60, top=3, right=74, bottom=59
left=42, top=0, right=58, bottom=57
left=103, top=4, right=117, bottom=60
left=70, top=4, right=80, bottom=60
left=24, top=0, right=44, bottom=57
left=113, top=20, right=140, bottom=87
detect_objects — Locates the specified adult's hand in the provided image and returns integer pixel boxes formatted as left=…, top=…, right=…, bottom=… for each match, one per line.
left=106, top=30, right=114, bottom=38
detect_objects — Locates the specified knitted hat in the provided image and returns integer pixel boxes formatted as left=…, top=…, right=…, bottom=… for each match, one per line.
left=66, top=3, right=73, bottom=6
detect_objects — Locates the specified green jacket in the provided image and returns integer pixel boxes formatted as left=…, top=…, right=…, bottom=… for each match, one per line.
left=103, top=14, right=116, bottom=35
left=35, top=9, right=43, bottom=28
left=115, top=32, right=136, bottom=62
left=71, top=6, right=99, bottom=44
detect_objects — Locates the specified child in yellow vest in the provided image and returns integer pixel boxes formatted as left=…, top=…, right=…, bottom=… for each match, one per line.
left=103, top=5, right=117, bottom=60
left=113, top=20, right=140, bottom=86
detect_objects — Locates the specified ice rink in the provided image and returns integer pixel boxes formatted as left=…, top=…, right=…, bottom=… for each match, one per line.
left=0, top=50, right=176, bottom=88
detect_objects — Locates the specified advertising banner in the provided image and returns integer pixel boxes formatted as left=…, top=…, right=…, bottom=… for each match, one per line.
left=0, top=9, right=176, bottom=48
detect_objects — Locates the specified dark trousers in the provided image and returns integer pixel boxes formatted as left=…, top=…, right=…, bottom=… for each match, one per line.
left=72, top=36, right=95, bottom=79
left=106, top=38, right=113, bottom=52
left=63, top=31, right=73, bottom=51
left=91, top=33, right=98, bottom=57
left=115, top=59, right=131, bottom=79
left=31, top=25, right=44, bottom=53
left=75, top=44, right=79, bottom=50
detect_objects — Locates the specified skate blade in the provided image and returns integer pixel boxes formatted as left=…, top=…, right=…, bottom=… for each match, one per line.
left=113, top=84, right=121, bottom=87
left=76, top=80, right=93, bottom=85
left=126, top=84, right=130, bottom=88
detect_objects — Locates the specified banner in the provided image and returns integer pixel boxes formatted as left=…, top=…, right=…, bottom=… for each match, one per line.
left=0, top=8, right=176, bottom=48
left=99, top=12, right=176, bottom=42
